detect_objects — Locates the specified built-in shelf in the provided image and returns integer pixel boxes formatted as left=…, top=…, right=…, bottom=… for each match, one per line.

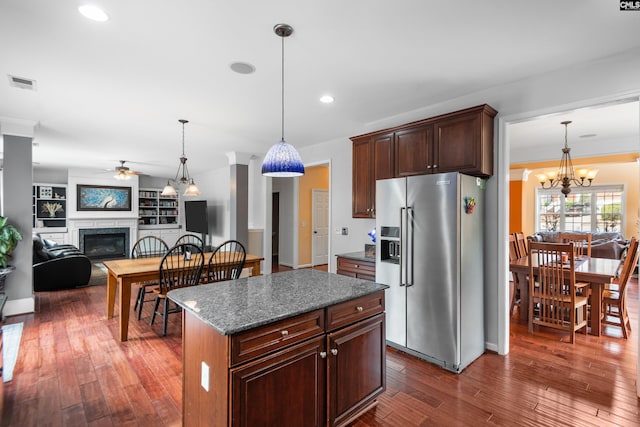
left=138, top=188, right=179, bottom=227
left=33, top=183, right=67, bottom=230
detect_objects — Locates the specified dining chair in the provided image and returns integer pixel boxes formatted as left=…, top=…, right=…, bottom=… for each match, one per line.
left=204, top=240, right=247, bottom=283
left=175, top=234, right=204, bottom=251
left=514, top=232, right=528, bottom=258
left=150, top=243, right=205, bottom=336
left=528, top=241, right=588, bottom=343
left=558, top=231, right=592, bottom=258
left=602, top=237, right=638, bottom=338
left=509, top=234, right=522, bottom=317
left=131, top=236, right=169, bottom=320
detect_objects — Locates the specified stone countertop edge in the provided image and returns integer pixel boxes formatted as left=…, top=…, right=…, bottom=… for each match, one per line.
left=168, top=269, right=388, bottom=336
left=336, top=251, right=375, bottom=262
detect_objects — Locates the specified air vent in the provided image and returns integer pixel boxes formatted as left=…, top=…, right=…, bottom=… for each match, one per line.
left=8, top=75, right=37, bottom=90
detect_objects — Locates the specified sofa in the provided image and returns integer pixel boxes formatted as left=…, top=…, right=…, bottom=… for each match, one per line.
left=527, top=231, right=629, bottom=260
left=33, top=234, right=92, bottom=291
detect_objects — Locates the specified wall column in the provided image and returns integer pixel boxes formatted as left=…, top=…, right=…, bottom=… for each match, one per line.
left=1, top=117, right=36, bottom=316
left=226, top=152, right=251, bottom=248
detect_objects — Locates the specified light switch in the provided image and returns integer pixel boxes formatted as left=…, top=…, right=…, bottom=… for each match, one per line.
left=201, top=361, right=209, bottom=392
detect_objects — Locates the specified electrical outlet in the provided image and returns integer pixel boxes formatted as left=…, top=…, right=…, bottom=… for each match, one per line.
left=201, top=361, right=209, bottom=392
left=335, top=227, right=342, bottom=234
left=341, top=227, right=349, bottom=235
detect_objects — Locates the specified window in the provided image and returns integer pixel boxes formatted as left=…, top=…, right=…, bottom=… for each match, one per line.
left=536, top=185, right=624, bottom=232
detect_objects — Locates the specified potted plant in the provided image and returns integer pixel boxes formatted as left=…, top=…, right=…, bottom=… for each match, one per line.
left=0, top=216, right=23, bottom=292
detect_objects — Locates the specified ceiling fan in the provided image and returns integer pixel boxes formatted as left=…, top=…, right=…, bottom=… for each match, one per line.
left=113, top=160, right=142, bottom=180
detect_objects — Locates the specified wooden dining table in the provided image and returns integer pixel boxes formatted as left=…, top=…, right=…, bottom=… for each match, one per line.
left=509, top=255, right=621, bottom=336
left=104, top=253, right=264, bottom=341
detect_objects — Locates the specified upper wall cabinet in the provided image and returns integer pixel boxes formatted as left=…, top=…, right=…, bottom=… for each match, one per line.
left=350, top=104, right=497, bottom=218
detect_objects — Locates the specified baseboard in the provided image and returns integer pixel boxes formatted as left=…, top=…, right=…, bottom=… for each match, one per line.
left=2, top=296, right=35, bottom=317
left=485, top=341, right=499, bottom=353
left=297, top=263, right=312, bottom=269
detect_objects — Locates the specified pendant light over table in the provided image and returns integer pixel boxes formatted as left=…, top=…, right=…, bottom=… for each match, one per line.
left=535, top=121, right=598, bottom=197
left=162, top=119, right=201, bottom=196
left=261, top=23, right=305, bottom=177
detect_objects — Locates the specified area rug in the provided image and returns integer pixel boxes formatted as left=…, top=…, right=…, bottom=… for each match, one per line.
left=2, top=322, right=23, bottom=382
left=86, top=262, right=108, bottom=286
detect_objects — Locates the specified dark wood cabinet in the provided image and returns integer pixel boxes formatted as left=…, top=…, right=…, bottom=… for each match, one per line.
left=352, top=133, right=393, bottom=218
left=433, top=107, right=495, bottom=176
left=182, top=291, right=386, bottom=426
left=336, top=256, right=376, bottom=281
left=231, top=336, right=326, bottom=427
left=350, top=104, right=497, bottom=217
left=395, top=125, right=434, bottom=177
left=328, top=313, right=385, bottom=426
left=352, top=137, right=374, bottom=218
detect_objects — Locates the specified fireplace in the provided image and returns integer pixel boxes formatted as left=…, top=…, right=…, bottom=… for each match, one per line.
left=79, top=227, right=130, bottom=260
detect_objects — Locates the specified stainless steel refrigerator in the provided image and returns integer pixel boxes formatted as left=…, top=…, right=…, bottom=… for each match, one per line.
left=376, top=172, right=485, bottom=373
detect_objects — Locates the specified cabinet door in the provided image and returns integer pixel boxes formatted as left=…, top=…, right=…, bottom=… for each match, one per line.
left=231, top=336, right=326, bottom=427
left=352, top=137, right=374, bottom=218
left=373, top=133, right=394, bottom=181
left=434, top=111, right=488, bottom=175
left=161, top=229, right=180, bottom=247
left=394, top=125, right=434, bottom=176
left=327, top=313, right=385, bottom=426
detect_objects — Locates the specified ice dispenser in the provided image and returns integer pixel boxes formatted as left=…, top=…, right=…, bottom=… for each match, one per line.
left=380, top=226, right=400, bottom=264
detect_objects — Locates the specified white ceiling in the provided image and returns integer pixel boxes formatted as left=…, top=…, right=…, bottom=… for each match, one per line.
left=1, top=0, right=640, bottom=178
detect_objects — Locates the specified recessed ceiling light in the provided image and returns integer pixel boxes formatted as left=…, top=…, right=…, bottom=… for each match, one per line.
left=230, top=62, right=256, bottom=74
left=320, top=95, right=334, bottom=104
left=78, top=5, right=109, bottom=22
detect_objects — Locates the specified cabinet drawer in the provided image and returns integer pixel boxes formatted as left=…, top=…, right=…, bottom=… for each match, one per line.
left=231, top=309, right=325, bottom=366
left=326, top=291, right=385, bottom=332
left=337, top=257, right=375, bottom=276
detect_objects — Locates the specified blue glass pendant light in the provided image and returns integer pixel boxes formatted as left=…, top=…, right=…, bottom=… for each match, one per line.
left=261, top=23, right=304, bottom=177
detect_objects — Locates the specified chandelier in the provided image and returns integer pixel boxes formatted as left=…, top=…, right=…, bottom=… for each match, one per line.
left=261, top=23, right=304, bottom=177
left=535, top=120, right=598, bottom=197
left=161, top=119, right=200, bottom=197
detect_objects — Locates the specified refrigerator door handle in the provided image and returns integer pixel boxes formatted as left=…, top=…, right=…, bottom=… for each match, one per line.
left=400, top=207, right=406, bottom=287
left=406, top=207, right=414, bottom=287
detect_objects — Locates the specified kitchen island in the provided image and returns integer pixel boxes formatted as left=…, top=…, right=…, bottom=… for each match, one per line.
left=168, top=269, right=388, bottom=427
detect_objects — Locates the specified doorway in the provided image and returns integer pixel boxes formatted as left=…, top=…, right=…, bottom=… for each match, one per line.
left=312, top=189, right=329, bottom=266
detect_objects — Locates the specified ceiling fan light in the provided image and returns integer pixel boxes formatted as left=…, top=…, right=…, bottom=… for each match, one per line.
left=161, top=181, right=177, bottom=197
left=261, top=140, right=305, bottom=177
left=114, top=170, right=131, bottom=180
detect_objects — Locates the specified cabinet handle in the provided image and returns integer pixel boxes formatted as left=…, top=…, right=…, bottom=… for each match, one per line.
left=433, top=164, right=438, bottom=168
left=356, top=306, right=364, bottom=312
left=320, top=351, right=327, bottom=359
left=426, top=165, right=432, bottom=169
left=331, top=349, right=338, bottom=356
left=354, top=264, right=359, bottom=268
left=281, top=330, right=288, bottom=337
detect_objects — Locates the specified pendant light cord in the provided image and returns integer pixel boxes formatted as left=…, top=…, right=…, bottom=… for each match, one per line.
left=281, top=33, right=285, bottom=142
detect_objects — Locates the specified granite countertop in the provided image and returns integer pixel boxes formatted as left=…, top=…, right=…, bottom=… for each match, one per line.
left=336, top=251, right=375, bottom=262
left=168, top=269, right=388, bottom=336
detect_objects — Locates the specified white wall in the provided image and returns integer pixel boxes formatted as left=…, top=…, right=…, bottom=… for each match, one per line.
left=192, top=166, right=231, bottom=247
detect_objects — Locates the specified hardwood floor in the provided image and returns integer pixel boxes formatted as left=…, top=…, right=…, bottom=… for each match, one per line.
left=1, top=277, right=638, bottom=426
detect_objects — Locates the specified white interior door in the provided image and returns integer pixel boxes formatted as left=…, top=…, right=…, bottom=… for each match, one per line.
left=312, top=189, right=329, bottom=266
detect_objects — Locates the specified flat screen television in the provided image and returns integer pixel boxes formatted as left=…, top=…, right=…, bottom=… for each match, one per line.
left=184, top=200, right=208, bottom=235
